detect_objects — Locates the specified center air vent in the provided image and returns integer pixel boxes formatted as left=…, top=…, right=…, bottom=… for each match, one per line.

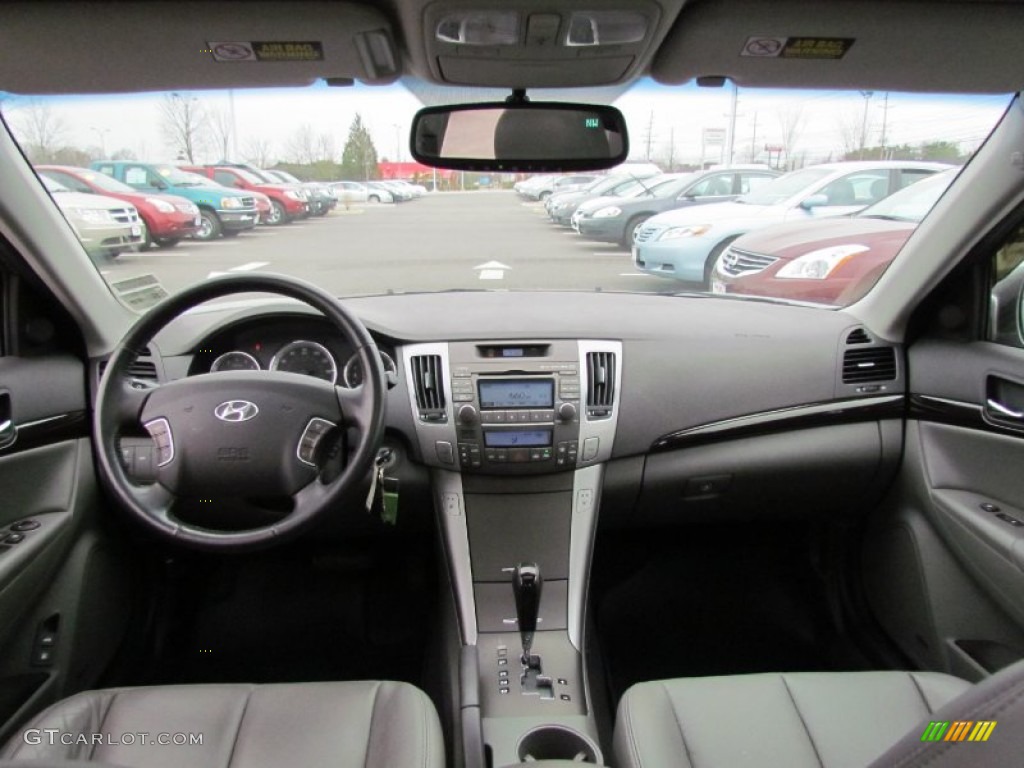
left=411, top=354, right=447, bottom=421
left=842, top=347, right=896, bottom=383
left=586, top=351, right=616, bottom=418
left=846, top=328, right=871, bottom=344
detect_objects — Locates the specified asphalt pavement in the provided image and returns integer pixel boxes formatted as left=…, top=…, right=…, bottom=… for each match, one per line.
left=98, top=190, right=673, bottom=297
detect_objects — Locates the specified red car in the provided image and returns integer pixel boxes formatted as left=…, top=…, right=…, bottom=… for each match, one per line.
left=712, top=169, right=957, bottom=305
left=182, top=165, right=309, bottom=225
left=36, top=165, right=201, bottom=248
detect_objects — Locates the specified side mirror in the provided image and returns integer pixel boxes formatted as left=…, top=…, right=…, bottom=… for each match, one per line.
left=800, top=194, right=829, bottom=210
left=150, top=178, right=168, bottom=191
left=411, top=101, right=628, bottom=172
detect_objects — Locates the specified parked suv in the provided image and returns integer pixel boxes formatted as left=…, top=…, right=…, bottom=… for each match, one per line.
left=90, top=162, right=258, bottom=240
left=182, top=165, right=309, bottom=225
left=38, top=165, right=201, bottom=249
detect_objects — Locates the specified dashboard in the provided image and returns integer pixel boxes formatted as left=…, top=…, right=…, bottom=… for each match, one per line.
left=147, top=290, right=904, bottom=520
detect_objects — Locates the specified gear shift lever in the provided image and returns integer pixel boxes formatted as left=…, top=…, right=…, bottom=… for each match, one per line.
left=513, top=562, right=542, bottom=665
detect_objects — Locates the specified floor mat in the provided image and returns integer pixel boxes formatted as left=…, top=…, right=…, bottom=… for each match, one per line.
left=591, top=524, right=869, bottom=707
left=135, top=538, right=435, bottom=687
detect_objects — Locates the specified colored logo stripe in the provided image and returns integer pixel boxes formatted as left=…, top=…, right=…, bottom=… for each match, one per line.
left=921, top=721, right=996, bottom=743
left=921, top=722, right=949, bottom=742
left=944, top=721, right=972, bottom=741
left=969, top=721, right=997, bottom=742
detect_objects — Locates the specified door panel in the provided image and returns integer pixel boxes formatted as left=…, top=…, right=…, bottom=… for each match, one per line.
left=0, top=352, right=126, bottom=739
left=866, top=336, right=1024, bottom=679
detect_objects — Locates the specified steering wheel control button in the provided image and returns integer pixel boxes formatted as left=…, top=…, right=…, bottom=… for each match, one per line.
left=144, top=418, right=175, bottom=467
left=996, top=513, right=1024, bottom=527
left=4, top=533, right=25, bottom=544
left=981, top=502, right=1001, bottom=513
left=297, top=417, right=337, bottom=466
left=10, top=520, right=40, bottom=532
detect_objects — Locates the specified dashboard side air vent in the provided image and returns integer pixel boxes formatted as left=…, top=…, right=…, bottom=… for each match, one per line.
left=846, top=328, right=871, bottom=344
left=586, top=351, right=616, bottom=418
left=411, top=354, right=447, bottom=421
left=842, top=347, right=896, bottom=384
left=99, top=348, right=158, bottom=386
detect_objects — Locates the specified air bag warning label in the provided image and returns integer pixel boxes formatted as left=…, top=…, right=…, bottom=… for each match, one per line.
left=741, top=37, right=854, bottom=60
left=209, top=41, right=324, bottom=62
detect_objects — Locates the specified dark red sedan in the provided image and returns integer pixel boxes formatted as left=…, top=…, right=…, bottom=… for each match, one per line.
left=713, top=169, right=957, bottom=305
left=37, top=165, right=201, bottom=248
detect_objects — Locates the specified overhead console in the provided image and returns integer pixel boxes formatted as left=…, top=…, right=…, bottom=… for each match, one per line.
left=403, top=339, right=622, bottom=475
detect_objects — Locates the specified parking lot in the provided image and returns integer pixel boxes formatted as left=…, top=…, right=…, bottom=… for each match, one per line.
left=97, top=191, right=675, bottom=298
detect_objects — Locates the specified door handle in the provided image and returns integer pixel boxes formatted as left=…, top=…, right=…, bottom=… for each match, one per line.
left=0, top=393, right=14, bottom=449
left=986, top=398, right=1024, bottom=420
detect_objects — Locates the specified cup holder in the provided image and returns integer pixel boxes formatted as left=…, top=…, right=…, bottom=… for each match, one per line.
left=516, top=725, right=601, bottom=763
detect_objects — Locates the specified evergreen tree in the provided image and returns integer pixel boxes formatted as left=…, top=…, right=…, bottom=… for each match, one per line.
left=340, top=114, right=380, bottom=180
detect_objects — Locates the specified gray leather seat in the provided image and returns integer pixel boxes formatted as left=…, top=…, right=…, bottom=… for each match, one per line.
left=614, top=670, right=972, bottom=768
left=1, top=680, right=444, bottom=768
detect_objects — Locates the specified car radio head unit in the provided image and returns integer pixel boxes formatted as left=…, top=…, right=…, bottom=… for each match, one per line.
left=478, top=378, right=554, bottom=409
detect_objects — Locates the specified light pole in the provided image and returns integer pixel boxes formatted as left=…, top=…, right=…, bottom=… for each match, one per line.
left=858, top=90, right=874, bottom=160
left=393, top=124, right=401, bottom=164
left=91, top=127, right=110, bottom=158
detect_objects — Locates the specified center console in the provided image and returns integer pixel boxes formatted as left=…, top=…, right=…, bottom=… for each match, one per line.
left=403, top=339, right=621, bottom=767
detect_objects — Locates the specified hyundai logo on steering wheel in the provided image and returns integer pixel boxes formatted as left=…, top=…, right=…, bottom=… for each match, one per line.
left=214, top=400, right=260, bottom=422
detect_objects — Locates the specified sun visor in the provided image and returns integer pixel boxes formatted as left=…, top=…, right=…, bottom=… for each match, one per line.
left=652, top=0, right=1024, bottom=94
left=0, top=1, right=400, bottom=95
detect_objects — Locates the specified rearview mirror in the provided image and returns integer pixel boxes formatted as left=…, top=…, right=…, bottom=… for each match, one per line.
left=411, top=102, right=628, bottom=172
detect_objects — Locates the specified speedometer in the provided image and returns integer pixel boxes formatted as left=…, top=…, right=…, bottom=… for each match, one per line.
left=342, top=350, right=397, bottom=388
left=269, top=340, right=337, bottom=383
left=210, top=351, right=260, bottom=372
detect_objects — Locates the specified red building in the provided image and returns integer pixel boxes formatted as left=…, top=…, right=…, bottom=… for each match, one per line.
left=377, top=161, right=456, bottom=189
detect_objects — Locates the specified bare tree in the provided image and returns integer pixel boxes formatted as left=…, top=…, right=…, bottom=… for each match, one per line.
left=207, top=107, right=234, bottom=162
left=776, top=107, right=804, bottom=168
left=285, top=124, right=317, bottom=165
left=834, top=108, right=863, bottom=157
left=284, top=124, right=337, bottom=164
left=315, top=132, right=336, bottom=164
left=12, top=99, right=67, bottom=162
left=243, top=136, right=276, bottom=168
left=160, top=92, right=207, bottom=163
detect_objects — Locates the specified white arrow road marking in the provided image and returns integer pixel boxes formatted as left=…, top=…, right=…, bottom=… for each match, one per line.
left=474, top=260, right=512, bottom=281
left=207, top=261, right=269, bottom=279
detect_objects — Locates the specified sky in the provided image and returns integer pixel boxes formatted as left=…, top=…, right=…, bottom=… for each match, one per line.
left=0, top=78, right=1012, bottom=169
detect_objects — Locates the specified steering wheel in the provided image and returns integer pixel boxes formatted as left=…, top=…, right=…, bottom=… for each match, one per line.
left=93, top=274, right=386, bottom=551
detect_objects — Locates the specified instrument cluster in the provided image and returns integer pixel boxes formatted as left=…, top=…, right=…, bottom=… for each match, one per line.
left=191, top=317, right=396, bottom=388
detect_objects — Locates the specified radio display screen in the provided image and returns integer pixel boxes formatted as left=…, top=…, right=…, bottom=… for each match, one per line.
left=478, top=379, right=554, bottom=409
left=484, top=430, right=552, bottom=448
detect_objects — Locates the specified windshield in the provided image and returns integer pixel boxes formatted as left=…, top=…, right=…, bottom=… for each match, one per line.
left=0, top=80, right=1009, bottom=308
left=233, top=168, right=266, bottom=184
left=41, top=176, right=69, bottom=193
left=650, top=175, right=695, bottom=197
left=858, top=170, right=956, bottom=222
left=151, top=166, right=205, bottom=186
left=737, top=168, right=834, bottom=206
